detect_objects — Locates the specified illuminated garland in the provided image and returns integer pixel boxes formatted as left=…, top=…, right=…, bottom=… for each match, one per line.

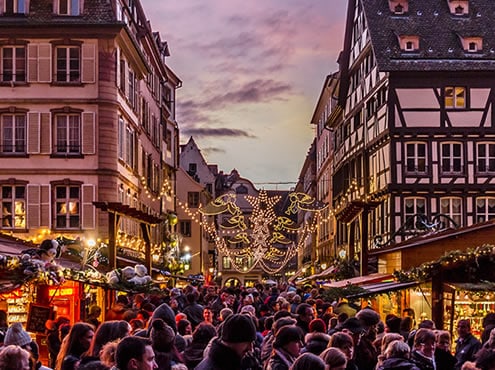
left=394, top=244, right=495, bottom=282
left=200, top=190, right=326, bottom=274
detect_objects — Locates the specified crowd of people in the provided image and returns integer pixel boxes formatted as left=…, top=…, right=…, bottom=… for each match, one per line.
left=0, top=283, right=494, bottom=370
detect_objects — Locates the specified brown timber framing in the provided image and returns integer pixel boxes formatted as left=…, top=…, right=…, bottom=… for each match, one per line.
left=94, top=202, right=164, bottom=273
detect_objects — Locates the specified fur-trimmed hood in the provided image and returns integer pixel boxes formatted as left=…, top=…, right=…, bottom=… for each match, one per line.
left=304, top=331, right=331, bottom=344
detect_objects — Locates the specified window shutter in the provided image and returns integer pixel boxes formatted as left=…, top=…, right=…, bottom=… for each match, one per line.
left=40, top=112, right=51, bottom=154
left=40, top=184, right=50, bottom=228
left=38, top=43, right=51, bottom=83
left=137, top=139, right=143, bottom=175
left=81, top=43, right=95, bottom=83
left=27, top=184, right=40, bottom=228
left=27, top=112, right=40, bottom=154
left=81, top=112, right=95, bottom=154
left=27, top=44, right=38, bottom=82
left=0, top=0, right=4, bottom=14
left=81, top=184, right=95, bottom=229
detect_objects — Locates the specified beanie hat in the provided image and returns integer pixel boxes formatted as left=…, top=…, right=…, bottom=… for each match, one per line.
left=4, top=322, right=31, bottom=347
left=221, top=314, right=256, bottom=343
left=273, top=325, right=303, bottom=349
left=150, top=318, right=176, bottom=352
left=356, top=308, right=380, bottom=327
left=341, top=317, right=364, bottom=334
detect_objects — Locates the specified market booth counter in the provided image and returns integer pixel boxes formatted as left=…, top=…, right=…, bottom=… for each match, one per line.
left=443, top=282, right=495, bottom=338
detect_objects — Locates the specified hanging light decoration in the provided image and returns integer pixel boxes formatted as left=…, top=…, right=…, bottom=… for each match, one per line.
left=200, top=190, right=326, bottom=274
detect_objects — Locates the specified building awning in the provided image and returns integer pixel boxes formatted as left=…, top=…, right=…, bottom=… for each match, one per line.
left=298, top=265, right=338, bottom=284
left=335, top=200, right=382, bottom=223
left=288, top=263, right=313, bottom=284
left=322, top=272, right=394, bottom=288
left=346, top=280, right=420, bottom=298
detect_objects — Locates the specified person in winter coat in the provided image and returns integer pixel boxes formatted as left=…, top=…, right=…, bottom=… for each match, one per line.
left=435, top=330, right=456, bottom=370
left=195, top=314, right=257, bottom=370
left=182, top=323, right=216, bottom=370
left=378, top=340, right=420, bottom=370
left=455, top=320, right=481, bottom=370
left=301, top=319, right=330, bottom=356
left=266, top=325, right=303, bottom=370
left=410, top=328, right=436, bottom=370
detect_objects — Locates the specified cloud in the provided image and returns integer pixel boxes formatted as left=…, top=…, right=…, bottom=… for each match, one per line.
left=177, top=78, right=292, bottom=126
left=182, top=127, right=256, bottom=139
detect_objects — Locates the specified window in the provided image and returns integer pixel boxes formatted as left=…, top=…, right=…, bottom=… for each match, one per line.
left=5, top=0, right=27, bottom=14
left=55, top=114, right=80, bottom=154
left=1, top=185, right=25, bottom=229
left=445, top=87, right=466, bottom=109
left=477, top=143, right=495, bottom=172
left=469, top=42, right=477, bottom=52
left=406, top=143, right=427, bottom=173
left=1, top=46, right=26, bottom=82
left=441, top=143, right=462, bottom=173
left=1, top=114, right=25, bottom=153
left=404, top=197, right=426, bottom=231
left=180, top=220, right=191, bottom=237
left=476, top=198, right=495, bottom=223
left=222, top=256, right=231, bottom=269
left=188, top=163, right=197, bottom=175
left=55, top=185, right=80, bottom=229
left=57, top=0, right=80, bottom=15
left=405, top=41, right=413, bottom=50
left=128, top=69, right=136, bottom=108
left=188, top=192, right=200, bottom=208
left=440, top=197, right=462, bottom=228
left=55, top=46, right=80, bottom=82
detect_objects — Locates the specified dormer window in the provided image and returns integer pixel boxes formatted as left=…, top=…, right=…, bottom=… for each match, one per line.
left=389, top=0, right=408, bottom=14
left=398, top=35, right=419, bottom=52
left=458, top=36, right=483, bottom=53
left=447, top=0, right=469, bottom=16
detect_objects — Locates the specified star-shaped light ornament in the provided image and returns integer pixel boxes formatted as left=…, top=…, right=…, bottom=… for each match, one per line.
left=199, top=190, right=326, bottom=274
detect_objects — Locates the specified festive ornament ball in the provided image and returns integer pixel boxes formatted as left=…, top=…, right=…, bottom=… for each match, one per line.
left=169, top=213, right=178, bottom=226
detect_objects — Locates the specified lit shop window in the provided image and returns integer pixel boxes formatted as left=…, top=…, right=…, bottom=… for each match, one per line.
left=55, top=185, right=80, bottom=229
left=1, top=185, right=25, bottom=229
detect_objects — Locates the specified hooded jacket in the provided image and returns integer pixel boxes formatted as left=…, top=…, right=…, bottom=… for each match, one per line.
left=378, top=357, right=421, bottom=370
left=195, top=338, right=243, bottom=370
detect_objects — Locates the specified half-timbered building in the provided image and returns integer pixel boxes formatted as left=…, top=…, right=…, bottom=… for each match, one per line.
left=328, top=0, right=495, bottom=273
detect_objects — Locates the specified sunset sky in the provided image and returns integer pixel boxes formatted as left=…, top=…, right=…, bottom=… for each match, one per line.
left=141, top=0, right=348, bottom=189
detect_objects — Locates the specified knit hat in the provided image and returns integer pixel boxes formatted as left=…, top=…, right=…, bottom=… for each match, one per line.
left=341, top=317, right=364, bottom=334
left=150, top=318, right=176, bottom=352
left=356, top=308, right=380, bottom=327
left=221, top=314, right=256, bottom=343
left=273, top=325, right=304, bottom=349
left=4, top=322, right=31, bottom=347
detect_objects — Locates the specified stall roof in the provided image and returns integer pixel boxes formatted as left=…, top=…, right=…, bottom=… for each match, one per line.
left=322, top=273, right=394, bottom=288
left=347, top=280, right=420, bottom=298
left=445, top=282, right=495, bottom=292
left=298, top=265, right=338, bottom=284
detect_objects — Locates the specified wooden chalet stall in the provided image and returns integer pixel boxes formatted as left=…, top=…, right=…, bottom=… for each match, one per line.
left=371, top=220, right=495, bottom=333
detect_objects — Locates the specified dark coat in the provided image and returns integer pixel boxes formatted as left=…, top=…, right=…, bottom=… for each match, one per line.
left=410, top=350, right=435, bottom=370
left=195, top=338, right=242, bottom=370
left=378, top=357, right=421, bottom=370
left=302, top=332, right=330, bottom=356
left=266, top=349, right=296, bottom=370
left=435, top=347, right=456, bottom=370
left=455, top=334, right=482, bottom=370
left=183, top=342, right=208, bottom=370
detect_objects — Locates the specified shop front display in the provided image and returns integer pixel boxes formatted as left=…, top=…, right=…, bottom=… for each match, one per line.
left=443, top=282, right=495, bottom=338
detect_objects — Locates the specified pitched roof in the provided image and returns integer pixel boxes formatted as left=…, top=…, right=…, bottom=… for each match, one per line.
left=361, top=0, right=495, bottom=71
